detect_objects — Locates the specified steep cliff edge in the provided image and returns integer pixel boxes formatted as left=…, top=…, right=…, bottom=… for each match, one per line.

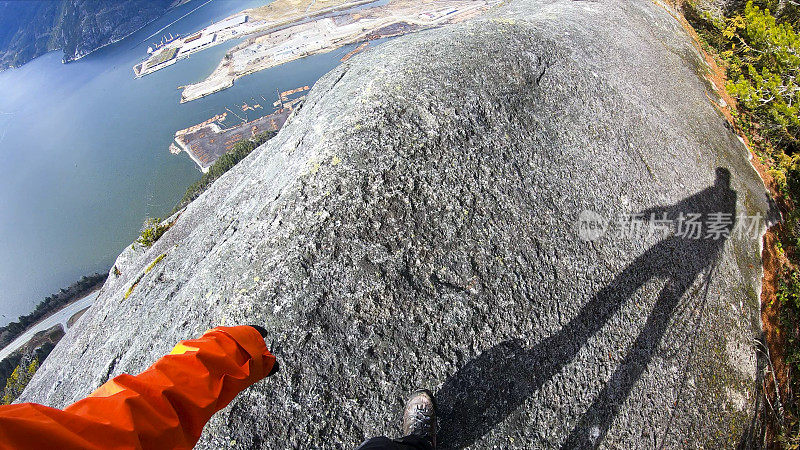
left=20, top=0, right=775, bottom=447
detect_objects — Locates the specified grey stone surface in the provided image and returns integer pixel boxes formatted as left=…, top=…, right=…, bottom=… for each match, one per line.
left=21, top=0, right=774, bottom=448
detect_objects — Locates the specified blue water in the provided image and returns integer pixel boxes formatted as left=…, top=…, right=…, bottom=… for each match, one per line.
left=0, top=0, right=365, bottom=325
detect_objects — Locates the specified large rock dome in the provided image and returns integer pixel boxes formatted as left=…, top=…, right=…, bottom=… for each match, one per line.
left=21, top=0, right=774, bottom=447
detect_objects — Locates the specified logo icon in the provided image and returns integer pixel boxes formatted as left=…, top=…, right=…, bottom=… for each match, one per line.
left=576, top=210, right=607, bottom=242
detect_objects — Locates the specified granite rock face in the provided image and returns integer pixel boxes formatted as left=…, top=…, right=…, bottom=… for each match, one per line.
left=21, top=0, right=774, bottom=448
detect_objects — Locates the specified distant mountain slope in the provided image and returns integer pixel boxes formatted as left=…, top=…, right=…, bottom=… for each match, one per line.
left=0, top=0, right=178, bottom=69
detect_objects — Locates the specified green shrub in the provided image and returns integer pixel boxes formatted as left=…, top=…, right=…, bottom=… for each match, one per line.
left=1, top=358, right=38, bottom=405
left=137, top=218, right=169, bottom=247
left=724, top=2, right=800, bottom=152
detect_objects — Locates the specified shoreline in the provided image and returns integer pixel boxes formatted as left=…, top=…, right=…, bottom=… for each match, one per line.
left=134, top=0, right=380, bottom=78
left=178, top=1, right=495, bottom=103
left=66, top=0, right=200, bottom=65
left=0, top=0, right=196, bottom=72
left=0, top=278, right=106, bottom=362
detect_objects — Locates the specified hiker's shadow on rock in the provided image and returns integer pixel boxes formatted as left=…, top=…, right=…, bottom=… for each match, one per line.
left=435, top=168, right=738, bottom=449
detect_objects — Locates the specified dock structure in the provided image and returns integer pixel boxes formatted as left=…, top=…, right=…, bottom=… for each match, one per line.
left=340, top=42, right=368, bottom=62
left=280, top=86, right=309, bottom=102
left=173, top=107, right=292, bottom=173
left=172, top=87, right=309, bottom=172
left=135, top=14, right=248, bottom=78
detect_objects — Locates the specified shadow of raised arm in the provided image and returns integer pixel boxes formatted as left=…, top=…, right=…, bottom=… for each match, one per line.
left=435, top=168, right=737, bottom=449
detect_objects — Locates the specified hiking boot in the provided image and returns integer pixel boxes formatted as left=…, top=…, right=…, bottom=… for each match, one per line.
left=402, top=389, right=437, bottom=448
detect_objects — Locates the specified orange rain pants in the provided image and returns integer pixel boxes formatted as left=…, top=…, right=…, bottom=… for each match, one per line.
left=0, top=325, right=276, bottom=449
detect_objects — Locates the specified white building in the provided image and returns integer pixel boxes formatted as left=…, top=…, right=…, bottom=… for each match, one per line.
left=205, top=15, right=247, bottom=35
left=180, top=33, right=216, bottom=54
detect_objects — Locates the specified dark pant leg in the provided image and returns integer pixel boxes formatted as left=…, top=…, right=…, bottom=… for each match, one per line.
left=356, top=435, right=433, bottom=450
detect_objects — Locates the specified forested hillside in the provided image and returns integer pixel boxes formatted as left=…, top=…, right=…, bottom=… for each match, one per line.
left=0, top=0, right=178, bottom=69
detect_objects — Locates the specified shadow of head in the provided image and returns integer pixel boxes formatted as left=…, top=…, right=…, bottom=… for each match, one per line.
left=434, top=167, right=742, bottom=448
left=715, top=166, right=730, bottom=187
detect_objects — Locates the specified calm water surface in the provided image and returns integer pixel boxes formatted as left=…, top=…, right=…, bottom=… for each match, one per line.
left=0, top=0, right=361, bottom=324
